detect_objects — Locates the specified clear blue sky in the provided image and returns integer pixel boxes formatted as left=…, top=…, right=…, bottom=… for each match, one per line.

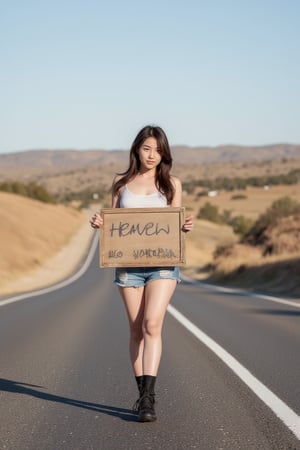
left=1, top=0, right=299, bottom=153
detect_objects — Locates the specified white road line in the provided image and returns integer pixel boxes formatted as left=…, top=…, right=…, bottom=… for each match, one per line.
left=248, top=292, right=300, bottom=309
left=181, top=275, right=300, bottom=309
left=0, top=232, right=99, bottom=307
left=167, top=303, right=300, bottom=441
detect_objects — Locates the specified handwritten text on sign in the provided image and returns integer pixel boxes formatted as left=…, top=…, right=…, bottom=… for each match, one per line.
left=99, top=207, right=185, bottom=267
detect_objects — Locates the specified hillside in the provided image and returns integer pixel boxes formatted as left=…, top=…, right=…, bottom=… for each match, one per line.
left=0, top=143, right=300, bottom=171
left=1, top=146, right=300, bottom=203
left=207, top=213, right=300, bottom=297
left=0, top=192, right=87, bottom=292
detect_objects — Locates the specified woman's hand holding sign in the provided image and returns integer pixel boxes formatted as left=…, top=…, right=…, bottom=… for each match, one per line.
left=90, top=212, right=103, bottom=229
left=182, top=215, right=194, bottom=233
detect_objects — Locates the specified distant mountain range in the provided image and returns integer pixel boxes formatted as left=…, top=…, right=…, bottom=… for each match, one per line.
left=0, top=144, right=300, bottom=169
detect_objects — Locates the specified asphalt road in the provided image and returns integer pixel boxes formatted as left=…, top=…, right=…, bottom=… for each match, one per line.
left=1, top=238, right=300, bottom=450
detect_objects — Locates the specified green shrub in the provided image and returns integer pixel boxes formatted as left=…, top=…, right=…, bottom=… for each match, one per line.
left=230, top=215, right=253, bottom=236
left=254, top=196, right=300, bottom=229
left=220, top=209, right=232, bottom=225
left=182, top=180, right=196, bottom=194
left=197, top=202, right=221, bottom=223
left=231, top=194, right=247, bottom=200
left=213, top=244, right=232, bottom=258
left=244, top=196, right=300, bottom=244
left=196, top=190, right=208, bottom=197
left=61, top=185, right=108, bottom=207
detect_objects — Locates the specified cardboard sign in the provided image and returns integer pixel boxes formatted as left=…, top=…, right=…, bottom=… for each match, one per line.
left=99, top=207, right=185, bottom=267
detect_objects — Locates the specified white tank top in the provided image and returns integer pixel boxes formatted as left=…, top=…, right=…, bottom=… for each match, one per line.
left=119, top=185, right=167, bottom=208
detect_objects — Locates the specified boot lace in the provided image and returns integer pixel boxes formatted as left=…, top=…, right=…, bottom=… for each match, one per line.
left=132, top=397, right=140, bottom=412
left=132, top=392, right=155, bottom=412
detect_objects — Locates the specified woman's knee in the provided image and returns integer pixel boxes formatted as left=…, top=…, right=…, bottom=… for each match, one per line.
left=143, top=318, right=161, bottom=337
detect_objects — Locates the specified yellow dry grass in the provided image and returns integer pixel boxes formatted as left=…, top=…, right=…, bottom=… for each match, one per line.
left=183, top=218, right=238, bottom=279
left=0, top=192, right=86, bottom=288
left=212, top=246, right=300, bottom=297
left=187, top=185, right=300, bottom=220
left=207, top=213, right=300, bottom=296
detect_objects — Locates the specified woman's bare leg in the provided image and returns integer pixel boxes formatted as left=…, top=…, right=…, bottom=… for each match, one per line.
left=142, top=279, right=177, bottom=375
left=118, top=286, right=145, bottom=376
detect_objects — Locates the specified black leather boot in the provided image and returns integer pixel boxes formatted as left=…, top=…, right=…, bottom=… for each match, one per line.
left=135, top=376, right=144, bottom=396
left=133, top=375, right=144, bottom=412
left=138, top=375, right=157, bottom=422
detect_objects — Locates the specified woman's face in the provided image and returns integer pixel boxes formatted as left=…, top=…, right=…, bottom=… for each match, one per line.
left=137, top=137, right=162, bottom=171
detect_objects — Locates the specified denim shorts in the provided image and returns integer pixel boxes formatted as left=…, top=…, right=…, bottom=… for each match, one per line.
left=114, top=266, right=181, bottom=287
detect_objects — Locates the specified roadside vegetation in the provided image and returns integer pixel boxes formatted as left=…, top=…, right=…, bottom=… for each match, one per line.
left=59, top=184, right=109, bottom=209
left=213, top=196, right=300, bottom=254
left=0, top=181, right=56, bottom=204
left=182, top=168, right=300, bottom=194
left=0, top=180, right=109, bottom=209
left=208, top=196, right=300, bottom=296
left=243, top=196, right=300, bottom=247
left=197, top=202, right=253, bottom=236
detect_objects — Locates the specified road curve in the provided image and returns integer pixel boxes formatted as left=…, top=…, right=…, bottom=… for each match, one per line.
left=0, top=237, right=299, bottom=450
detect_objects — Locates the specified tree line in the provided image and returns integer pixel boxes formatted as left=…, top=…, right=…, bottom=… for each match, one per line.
left=183, top=168, right=300, bottom=194
left=0, top=180, right=108, bottom=208
left=0, top=181, right=56, bottom=204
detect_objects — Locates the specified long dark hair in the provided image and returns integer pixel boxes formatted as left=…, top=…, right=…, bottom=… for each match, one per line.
left=113, top=125, right=175, bottom=204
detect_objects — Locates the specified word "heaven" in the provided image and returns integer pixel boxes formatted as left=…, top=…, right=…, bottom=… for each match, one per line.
left=109, top=221, right=170, bottom=238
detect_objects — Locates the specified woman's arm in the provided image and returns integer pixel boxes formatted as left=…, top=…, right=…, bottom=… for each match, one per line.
left=170, top=176, right=194, bottom=233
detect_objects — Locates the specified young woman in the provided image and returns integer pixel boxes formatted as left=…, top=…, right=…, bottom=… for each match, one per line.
left=90, top=125, right=193, bottom=422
